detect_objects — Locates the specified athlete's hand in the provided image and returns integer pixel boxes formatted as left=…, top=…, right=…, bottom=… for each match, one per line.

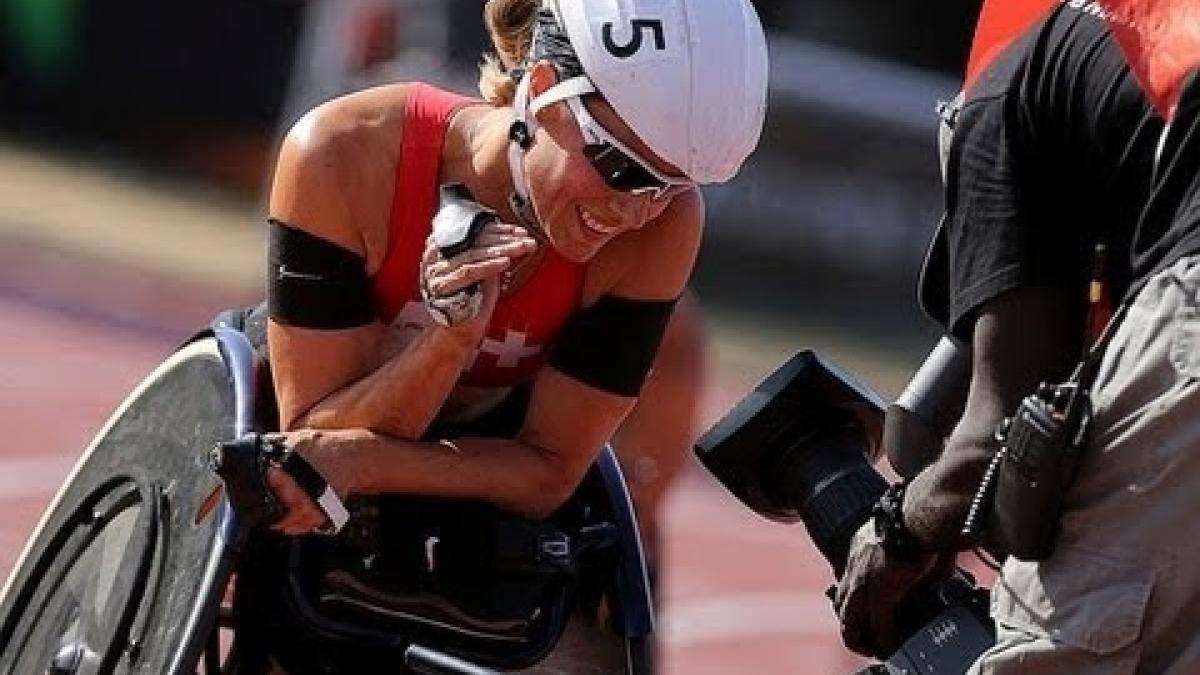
left=264, top=430, right=350, bottom=536
left=266, top=468, right=327, bottom=536
left=833, top=519, right=941, bottom=658
left=420, top=221, right=538, bottom=331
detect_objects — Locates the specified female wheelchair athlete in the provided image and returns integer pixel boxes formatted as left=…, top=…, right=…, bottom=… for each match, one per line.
left=0, top=318, right=655, bottom=675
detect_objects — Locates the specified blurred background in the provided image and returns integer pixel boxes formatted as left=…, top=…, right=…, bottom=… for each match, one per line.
left=0, top=1, right=982, bottom=672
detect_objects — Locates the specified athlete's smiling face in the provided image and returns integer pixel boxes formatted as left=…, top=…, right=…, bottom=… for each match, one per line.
left=521, top=62, right=691, bottom=263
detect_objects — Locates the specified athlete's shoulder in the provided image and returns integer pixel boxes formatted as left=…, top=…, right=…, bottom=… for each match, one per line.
left=269, top=83, right=416, bottom=255
left=283, top=83, right=414, bottom=160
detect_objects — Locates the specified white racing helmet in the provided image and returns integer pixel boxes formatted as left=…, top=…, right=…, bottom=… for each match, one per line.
left=522, top=0, right=770, bottom=185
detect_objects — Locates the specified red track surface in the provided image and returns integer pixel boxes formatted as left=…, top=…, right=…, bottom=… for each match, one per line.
left=0, top=248, right=870, bottom=674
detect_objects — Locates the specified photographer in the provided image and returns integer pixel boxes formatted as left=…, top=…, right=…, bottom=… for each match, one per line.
left=835, top=3, right=1200, bottom=671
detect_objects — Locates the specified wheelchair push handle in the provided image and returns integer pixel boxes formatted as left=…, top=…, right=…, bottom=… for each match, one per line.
left=208, top=432, right=349, bottom=535
left=208, top=433, right=285, bottom=529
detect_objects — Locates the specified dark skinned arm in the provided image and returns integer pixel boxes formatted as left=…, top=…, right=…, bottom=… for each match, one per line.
left=904, top=284, right=1085, bottom=551
left=836, top=284, right=1086, bottom=657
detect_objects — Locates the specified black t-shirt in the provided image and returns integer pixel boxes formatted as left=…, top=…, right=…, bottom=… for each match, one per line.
left=1129, top=71, right=1200, bottom=291
left=923, top=4, right=1163, bottom=338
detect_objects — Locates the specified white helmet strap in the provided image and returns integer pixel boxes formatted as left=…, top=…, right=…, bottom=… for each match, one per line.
left=506, top=73, right=596, bottom=231
left=528, top=75, right=597, bottom=119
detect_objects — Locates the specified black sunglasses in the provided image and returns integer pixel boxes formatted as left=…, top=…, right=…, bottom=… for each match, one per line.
left=582, top=143, right=672, bottom=195
left=567, top=96, right=693, bottom=200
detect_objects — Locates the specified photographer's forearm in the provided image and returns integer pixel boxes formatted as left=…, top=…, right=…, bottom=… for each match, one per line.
left=904, top=423, right=997, bottom=551
left=900, top=287, right=1084, bottom=553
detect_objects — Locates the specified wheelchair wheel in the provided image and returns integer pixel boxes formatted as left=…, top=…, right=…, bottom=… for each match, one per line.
left=0, top=333, right=258, bottom=675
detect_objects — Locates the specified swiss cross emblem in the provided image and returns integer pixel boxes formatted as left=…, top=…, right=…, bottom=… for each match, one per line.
left=392, top=302, right=543, bottom=373
left=468, top=329, right=542, bottom=370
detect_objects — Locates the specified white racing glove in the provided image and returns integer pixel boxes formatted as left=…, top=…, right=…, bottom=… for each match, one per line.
left=421, top=183, right=497, bottom=326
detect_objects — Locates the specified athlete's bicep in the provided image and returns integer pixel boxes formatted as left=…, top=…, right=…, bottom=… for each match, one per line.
left=548, top=293, right=678, bottom=398
left=269, top=320, right=386, bottom=430
left=516, top=195, right=704, bottom=485
left=545, top=191, right=702, bottom=399
left=264, top=101, right=397, bottom=429
left=517, top=366, right=637, bottom=485
left=264, top=199, right=386, bottom=421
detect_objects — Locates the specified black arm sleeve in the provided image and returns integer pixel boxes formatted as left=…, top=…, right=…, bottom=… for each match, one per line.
left=267, top=218, right=376, bottom=329
left=548, top=294, right=678, bottom=398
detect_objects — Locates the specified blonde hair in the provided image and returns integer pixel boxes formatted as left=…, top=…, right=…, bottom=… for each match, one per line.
left=478, top=0, right=539, bottom=105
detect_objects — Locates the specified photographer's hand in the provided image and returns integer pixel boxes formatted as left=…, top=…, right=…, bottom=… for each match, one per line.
left=833, top=519, right=940, bottom=658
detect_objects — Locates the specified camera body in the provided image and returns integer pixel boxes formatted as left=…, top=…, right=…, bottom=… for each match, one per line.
left=695, top=351, right=994, bottom=674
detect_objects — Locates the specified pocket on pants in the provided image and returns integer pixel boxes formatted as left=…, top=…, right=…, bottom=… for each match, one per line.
left=1170, top=283, right=1200, bottom=379
left=991, top=543, right=1152, bottom=658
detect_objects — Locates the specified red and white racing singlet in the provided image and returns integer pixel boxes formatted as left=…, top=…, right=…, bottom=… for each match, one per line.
left=370, top=83, right=586, bottom=388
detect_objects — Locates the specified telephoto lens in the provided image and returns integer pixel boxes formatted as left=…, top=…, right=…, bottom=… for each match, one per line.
left=759, top=409, right=887, bottom=576
left=694, top=351, right=888, bottom=576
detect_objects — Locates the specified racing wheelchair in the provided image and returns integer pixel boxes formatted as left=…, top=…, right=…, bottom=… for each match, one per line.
left=0, top=314, right=655, bottom=674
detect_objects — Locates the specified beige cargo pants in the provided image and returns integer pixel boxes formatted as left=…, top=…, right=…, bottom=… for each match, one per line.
left=969, top=255, right=1200, bottom=675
